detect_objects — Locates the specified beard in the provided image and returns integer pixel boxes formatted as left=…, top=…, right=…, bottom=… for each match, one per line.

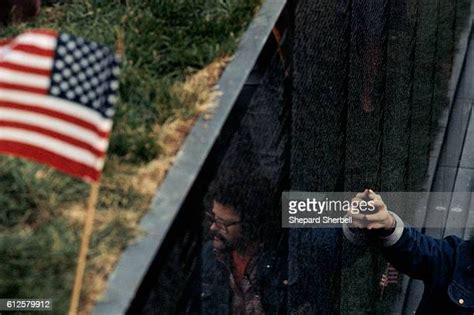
left=210, top=231, right=231, bottom=252
left=209, top=231, right=244, bottom=253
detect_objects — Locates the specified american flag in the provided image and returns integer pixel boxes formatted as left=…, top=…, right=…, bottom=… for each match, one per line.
left=380, top=262, right=399, bottom=299
left=380, top=263, right=399, bottom=287
left=0, top=29, right=120, bottom=182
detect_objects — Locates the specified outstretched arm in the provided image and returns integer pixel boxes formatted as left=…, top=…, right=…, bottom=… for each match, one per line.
left=344, top=189, right=460, bottom=281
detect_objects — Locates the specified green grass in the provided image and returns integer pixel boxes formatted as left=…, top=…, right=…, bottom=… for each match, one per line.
left=2, top=0, right=260, bottom=162
left=0, top=0, right=260, bottom=313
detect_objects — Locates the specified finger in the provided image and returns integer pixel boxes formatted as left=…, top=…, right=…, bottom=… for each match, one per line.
left=367, top=222, right=387, bottom=230
left=352, top=196, right=363, bottom=202
left=371, top=198, right=385, bottom=207
left=367, top=197, right=386, bottom=213
left=363, top=189, right=371, bottom=198
left=351, top=197, right=364, bottom=213
left=350, top=219, right=367, bottom=229
left=364, top=211, right=389, bottom=222
left=355, top=189, right=370, bottom=200
left=367, top=189, right=381, bottom=201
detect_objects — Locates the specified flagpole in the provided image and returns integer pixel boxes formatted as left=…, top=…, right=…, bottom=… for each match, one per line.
left=380, top=282, right=385, bottom=301
left=380, top=263, right=389, bottom=301
left=68, top=182, right=100, bottom=315
left=68, top=29, right=123, bottom=315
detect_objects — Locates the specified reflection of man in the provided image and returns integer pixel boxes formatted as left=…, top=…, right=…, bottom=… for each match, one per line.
left=189, top=174, right=287, bottom=315
left=344, top=189, right=474, bottom=314
left=207, top=200, right=245, bottom=254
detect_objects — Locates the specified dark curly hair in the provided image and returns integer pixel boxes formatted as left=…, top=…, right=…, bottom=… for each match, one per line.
left=204, top=169, right=281, bottom=243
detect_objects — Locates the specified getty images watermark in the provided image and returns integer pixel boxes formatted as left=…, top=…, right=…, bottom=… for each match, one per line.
left=281, top=192, right=376, bottom=228
left=281, top=191, right=474, bottom=228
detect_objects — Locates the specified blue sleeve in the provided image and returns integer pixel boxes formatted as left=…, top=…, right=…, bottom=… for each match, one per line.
left=382, top=227, right=461, bottom=281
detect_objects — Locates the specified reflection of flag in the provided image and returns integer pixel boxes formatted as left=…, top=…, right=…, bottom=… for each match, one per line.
left=0, top=29, right=120, bottom=182
left=380, top=262, right=399, bottom=300
left=380, top=263, right=399, bottom=288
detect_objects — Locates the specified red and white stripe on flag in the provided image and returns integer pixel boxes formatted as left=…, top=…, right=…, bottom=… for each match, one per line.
left=386, top=265, right=399, bottom=283
left=380, top=263, right=399, bottom=287
left=0, top=29, right=120, bottom=182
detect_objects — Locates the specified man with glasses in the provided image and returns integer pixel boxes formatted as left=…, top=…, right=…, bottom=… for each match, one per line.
left=206, top=201, right=244, bottom=254
left=188, top=172, right=288, bottom=315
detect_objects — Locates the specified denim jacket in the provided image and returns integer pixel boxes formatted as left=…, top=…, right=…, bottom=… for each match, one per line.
left=345, top=213, right=474, bottom=314
left=383, top=227, right=474, bottom=314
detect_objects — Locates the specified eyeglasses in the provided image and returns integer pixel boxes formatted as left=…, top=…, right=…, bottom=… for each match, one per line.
left=205, top=211, right=241, bottom=233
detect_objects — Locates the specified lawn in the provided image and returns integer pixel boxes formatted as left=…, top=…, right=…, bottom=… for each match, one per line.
left=0, top=0, right=261, bottom=313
